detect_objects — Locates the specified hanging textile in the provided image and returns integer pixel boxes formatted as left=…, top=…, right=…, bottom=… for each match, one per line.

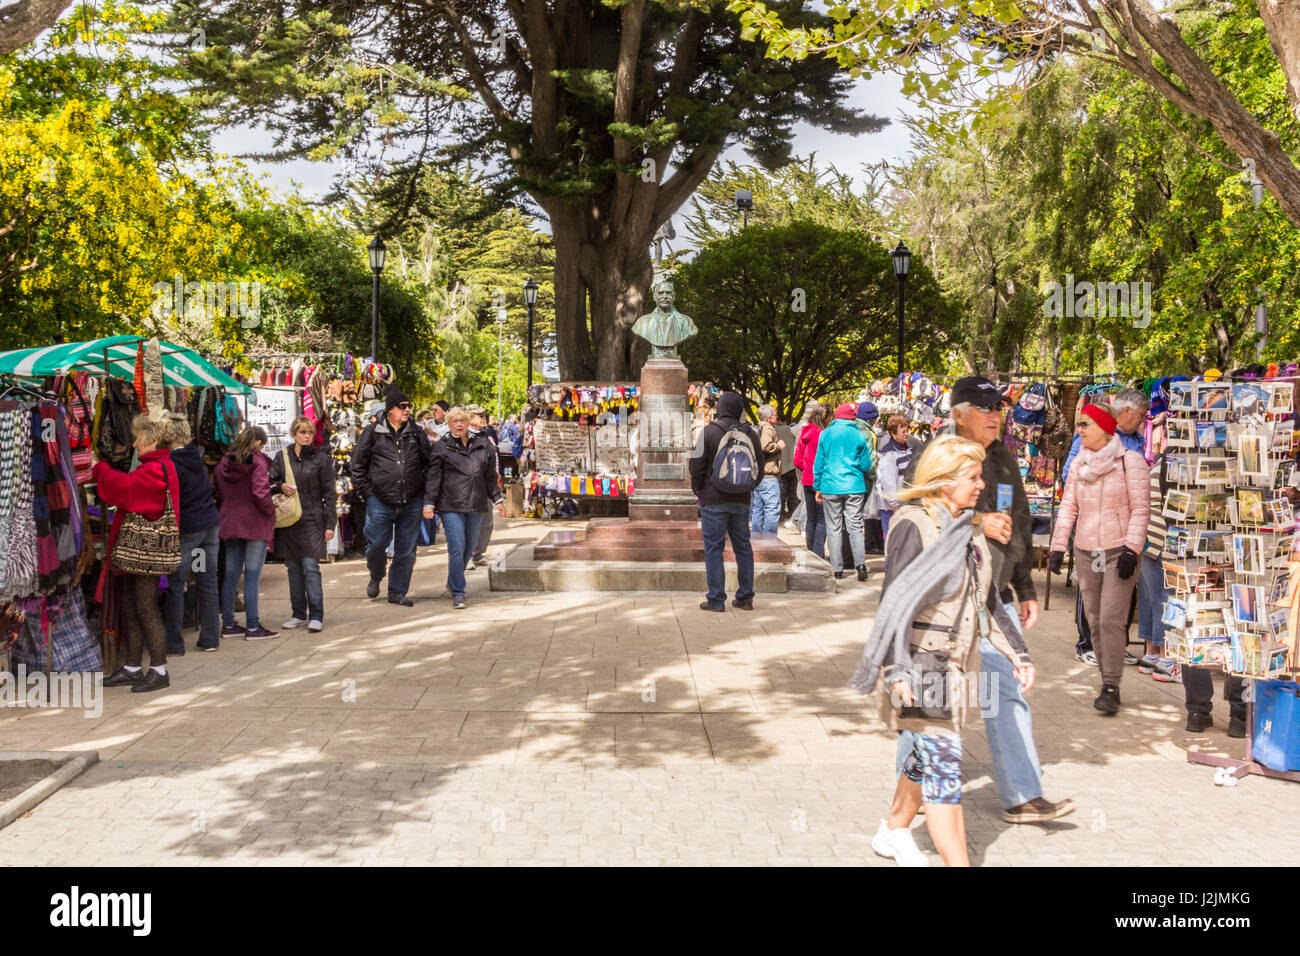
left=134, top=341, right=148, bottom=417
left=11, top=587, right=101, bottom=673
left=0, top=404, right=38, bottom=602
left=144, top=336, right=165, bottom=416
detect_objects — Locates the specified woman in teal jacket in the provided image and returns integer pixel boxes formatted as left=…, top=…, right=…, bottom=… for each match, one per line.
left=814, top=403, right=875, bottom=580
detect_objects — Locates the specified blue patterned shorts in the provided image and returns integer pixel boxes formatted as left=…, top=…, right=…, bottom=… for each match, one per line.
left=901, top=733, right=963, bottom=805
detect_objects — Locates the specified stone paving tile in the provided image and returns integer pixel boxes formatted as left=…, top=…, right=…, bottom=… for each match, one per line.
left=3, top=519, right=1298, bottom=865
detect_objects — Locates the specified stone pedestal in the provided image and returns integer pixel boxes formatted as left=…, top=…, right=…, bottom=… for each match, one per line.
left=628, top=356, right=698, bottom=521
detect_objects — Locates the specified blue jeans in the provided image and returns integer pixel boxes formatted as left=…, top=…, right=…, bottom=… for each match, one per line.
left=440, top=511, right=483, bottom=597
left=365, top=496, right=423, bottom=596
left=700, top=502, right=755, bottom=607
left=164, top=525, right=220, bottom=649
left=802, top=486, right=825, bottom=559
left=1136, top=553, right=1166, bottom=649
left=285, top=557, right=324, bottom=623
left=750, top=476, right=780, bottom=534
left=222, top=537, right=268, bottom=630
left=897, top=603, right=1043, bottom=810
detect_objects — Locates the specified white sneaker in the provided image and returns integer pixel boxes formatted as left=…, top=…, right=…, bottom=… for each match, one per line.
left=1075, top=649, right=1099, bottom=667
left=307, top=620, right=323, bottom=632
left=282, top=617, right=307, bottom=629
left=871, top=819, right=929, bottom=867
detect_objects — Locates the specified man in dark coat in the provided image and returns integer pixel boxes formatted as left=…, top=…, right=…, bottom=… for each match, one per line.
left=348, top=384, right=436, bottom=606
left=689, top=391, right=761, bottom=612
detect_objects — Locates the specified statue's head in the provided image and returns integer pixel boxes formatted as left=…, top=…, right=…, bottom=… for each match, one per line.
left=653, top=280, right=675, bottom=310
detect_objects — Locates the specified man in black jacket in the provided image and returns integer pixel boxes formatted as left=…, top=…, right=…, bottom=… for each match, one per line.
left=689, top=391, right=761, bottom=612
left=349, top=384, right=437, bottom=606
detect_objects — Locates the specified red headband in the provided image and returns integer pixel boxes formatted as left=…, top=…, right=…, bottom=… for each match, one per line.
left=1080, top=403, right=1117, bottom=435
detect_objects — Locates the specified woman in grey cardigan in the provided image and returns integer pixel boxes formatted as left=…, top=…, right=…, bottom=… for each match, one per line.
left=851, top=434, right=1034, bottom=867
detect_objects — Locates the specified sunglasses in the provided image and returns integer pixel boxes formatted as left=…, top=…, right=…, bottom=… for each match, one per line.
left=396, top=402, right=411, bottom=410
left=973, top=403, right=1002, bottom=414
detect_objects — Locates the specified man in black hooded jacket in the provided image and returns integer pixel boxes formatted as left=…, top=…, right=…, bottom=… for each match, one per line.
left=349, top=384, right=437, bottom=606
left=689, top=391, right=761, bottom=612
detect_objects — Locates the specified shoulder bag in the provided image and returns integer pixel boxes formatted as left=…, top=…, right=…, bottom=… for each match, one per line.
left=273, top=447, right=303, bottom=529
left=110, top=462, right=182, bottom=575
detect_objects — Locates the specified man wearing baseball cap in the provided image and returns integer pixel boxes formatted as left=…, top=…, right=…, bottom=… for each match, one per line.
left=899, top=375, right=1074, bottom=824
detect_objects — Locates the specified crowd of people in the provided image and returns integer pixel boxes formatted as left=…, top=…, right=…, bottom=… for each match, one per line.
left=95, top=384, right=509, bottom=693
left=89, top=370, right=1243, bottom=868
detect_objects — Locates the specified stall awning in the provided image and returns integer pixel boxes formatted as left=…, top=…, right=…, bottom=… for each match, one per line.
left=0, top=336, right=251, bottom=395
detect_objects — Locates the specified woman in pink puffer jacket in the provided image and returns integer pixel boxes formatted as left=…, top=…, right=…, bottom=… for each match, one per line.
left=1048, top=403, right=1150, bottom=715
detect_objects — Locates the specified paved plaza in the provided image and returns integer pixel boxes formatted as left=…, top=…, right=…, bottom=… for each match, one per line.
left=2, top=520, right=1296, bottom=866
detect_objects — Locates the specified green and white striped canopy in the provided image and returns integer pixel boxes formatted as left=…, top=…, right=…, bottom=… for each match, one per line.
left=0, top=336, right=251, bottom=395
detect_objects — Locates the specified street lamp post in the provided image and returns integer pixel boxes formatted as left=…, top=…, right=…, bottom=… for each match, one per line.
left=523, top=277, right=539, bottom=391
left=734, top=190, right=754, bottom=396
left=891, top=241, right=911, bottom=380
left=497, top=301, right=506, bottom=422
left=367, top=235, right=386, bottom=361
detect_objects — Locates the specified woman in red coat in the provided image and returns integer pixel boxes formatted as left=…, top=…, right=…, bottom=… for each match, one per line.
left=92, top=413, right=180, bottom=694
left=793, top=402, right=829, bottom=559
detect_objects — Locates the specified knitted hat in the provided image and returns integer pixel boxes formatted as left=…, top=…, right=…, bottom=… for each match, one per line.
left=835, top=403, right=857, bottom=420
left=856, top=401, right=879, bottom=422
left=384, top=383, right=410, bottom=412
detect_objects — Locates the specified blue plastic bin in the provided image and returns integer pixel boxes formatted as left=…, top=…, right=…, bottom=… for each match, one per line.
left=1253, top=680, right=1300, bottom=772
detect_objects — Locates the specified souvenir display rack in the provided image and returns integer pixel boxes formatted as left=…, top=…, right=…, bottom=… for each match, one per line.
left=520, top=382, right=644, bottom=515
left=1154, top=377, right=1300, bottom=785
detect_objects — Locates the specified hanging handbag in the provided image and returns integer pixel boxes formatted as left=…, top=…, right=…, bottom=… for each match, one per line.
left=110, top=462, right=182, bottom=575
left=273, top=447, right=303, bottom=529
left=1039, top=385, right=1073, bottom=460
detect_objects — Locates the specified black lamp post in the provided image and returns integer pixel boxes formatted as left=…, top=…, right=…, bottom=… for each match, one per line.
left=523, top=277, right=539, bottom=390
left=891, top=241, right=911, bottom=379
left=733, top=189, right=752, bottom=228
left=368, top=235, right=386, bottom=361
left=735, top=189, right=754, bottom=395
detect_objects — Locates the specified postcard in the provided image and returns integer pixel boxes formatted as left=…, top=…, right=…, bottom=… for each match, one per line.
left=1169, top=381, right=1194, bottom=410
left=1271, top=424, right=1294, bottom=454
left=1194, top=457, right=1230, bottom=484
left=1233, top=533, right=1266, bottom=574
left=1232, top=584, right=1265, bottom=624
left=1268, top=496, right=1294, bottom=527
left=1237, top=489, right=1266, bottom=524
left=1269, top=607, right=1290, bottom=636
left=1193, top=529, right=1228, bottom=558
left=1165, top=526, right=1190, bottom=558
left=1273, top=459, right=1295, bottom=490
left=1233, top=382, right=1270, bottom=414
left=1197, top=384, right=1232, bottom=413
left=1163, top=489, right=1193, bottom=519
left=1165, top=455, right=1191, bottom=485
left=1239, top=433, right=1267, bottom=477
left=1270, top=382, right=1294, bottom=415
left=1167, top=418, right=1194, bottom=448
left=1268, top=572, right=1289, bottom=605
left=1162, top=597, right=1187, bottom=630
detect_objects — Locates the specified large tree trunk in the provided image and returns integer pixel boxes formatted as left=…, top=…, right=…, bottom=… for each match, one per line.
left=1081, top=0, right=1300, bottom=225
left=0, top=0, right=71, bottom=56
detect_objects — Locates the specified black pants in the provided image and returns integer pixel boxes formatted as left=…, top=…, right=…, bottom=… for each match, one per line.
left=1184, top=667, right=1246, bottom=720
left=122, top=573, right=166, bottom=669
left=779, top=471, right=800, bottom=518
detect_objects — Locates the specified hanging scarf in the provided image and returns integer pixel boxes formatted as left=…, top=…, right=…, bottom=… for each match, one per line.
left=1073, top=434, right=1125, bottom=484
left=850, top=504, right=975, bottom=696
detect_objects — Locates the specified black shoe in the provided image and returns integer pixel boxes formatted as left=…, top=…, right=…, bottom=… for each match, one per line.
left=1186, top=712, right=1213, bottom=733
left=731, top=599, right=754, bottom=611
left=1094, top=683, right=1120, bottom=715
left=166, top=642, right=186, bottom=658
left=833, top=571, right=846, bottom=579
left=103, top=666, right=144, bottom=687
left=856, top=563, right=869, bottom=582
left=388, top=593, right=414, bottom=607
left=699, top=601, right=725, bottom=613
left=197, top=642, right=219, bottom=653
left=366, top=578, right=381, bottom=599
left=131, top=669, right=170, bottom=693
left=1227, top=715, right=1247, bottom=739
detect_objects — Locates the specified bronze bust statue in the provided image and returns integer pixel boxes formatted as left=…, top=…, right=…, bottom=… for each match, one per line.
left=632, top=279, right=697, bottom=359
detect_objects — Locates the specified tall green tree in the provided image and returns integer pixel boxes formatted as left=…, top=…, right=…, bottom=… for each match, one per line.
left=677, top=221, right=961, bottom=420
left=168, top=0, right=885, bottom=380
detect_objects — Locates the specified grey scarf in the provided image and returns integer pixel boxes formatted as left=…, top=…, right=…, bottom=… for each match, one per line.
left=850, top=505, right=974, bottom=696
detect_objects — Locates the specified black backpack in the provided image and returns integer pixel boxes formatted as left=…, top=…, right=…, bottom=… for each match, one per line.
left=710, top=425, right=759, bottom=494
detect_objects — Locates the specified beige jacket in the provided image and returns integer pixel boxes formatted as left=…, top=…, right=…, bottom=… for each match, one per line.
left=758, top=421, right=782, bottom=478
left=878, top=504, right=1031, bottom=735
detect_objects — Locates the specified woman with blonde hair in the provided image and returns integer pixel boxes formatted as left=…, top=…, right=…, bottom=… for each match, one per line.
left=269, top=415, right=338, bottom=632
left=851, top=434, right=1034, bottom=866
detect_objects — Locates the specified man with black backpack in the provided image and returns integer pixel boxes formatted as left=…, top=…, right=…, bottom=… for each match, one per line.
left=688, top=391, right=761, bottom=612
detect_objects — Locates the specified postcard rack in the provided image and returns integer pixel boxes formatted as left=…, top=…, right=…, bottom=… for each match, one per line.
left=1159, top=378, right=1300, bottom=784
